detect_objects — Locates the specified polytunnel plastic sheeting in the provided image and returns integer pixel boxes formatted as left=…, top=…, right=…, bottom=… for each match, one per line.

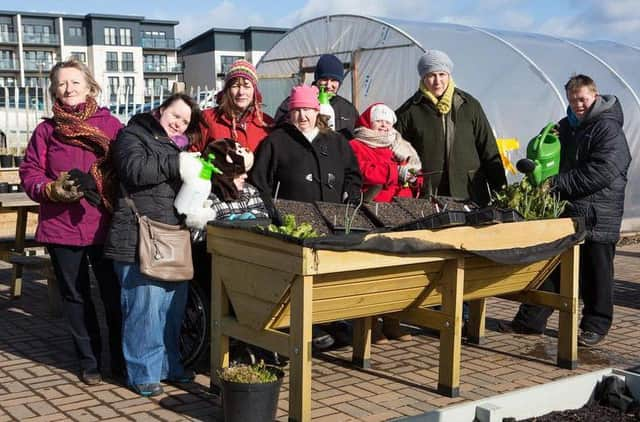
left=256, top=14, right=640, bottom=232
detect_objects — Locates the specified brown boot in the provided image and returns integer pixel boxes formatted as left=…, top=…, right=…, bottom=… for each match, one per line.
left=383, top=318, right=412, bottom=341
left=372, top=317, right=389, bottom=345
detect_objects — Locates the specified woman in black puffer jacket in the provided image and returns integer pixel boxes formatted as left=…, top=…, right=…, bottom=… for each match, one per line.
left=104, top=93, right=205, bottom=397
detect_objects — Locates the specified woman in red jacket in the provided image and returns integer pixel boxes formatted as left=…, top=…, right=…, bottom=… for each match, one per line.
left=349, top=103, right=422, bottom=343
left=191, top=60, right=272, bottom=153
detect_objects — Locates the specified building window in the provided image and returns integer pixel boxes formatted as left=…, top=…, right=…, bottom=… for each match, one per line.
left=119, top=28, right=132, bottom=46
left=70, top=51, right=86, bottom=62
left=121, top=52, right=134, bottom=71
left=0, top=76, right=16, bottom=87
left=104, top=27, right=117, bottom=45
left=144, top=54, right=167, bottom=72
left=220, top=55, right=244, bottom=76
left=106, top=52, right=118, bottom=71
left=68, top=26, right=83, bottom=37
left=24, top=51, right=54, bottom=70
left=25, top=76, right=48, bottom=88
left=144, top=77, right=168, bottom=96
left=108, top=76, right=119, bottom=101
left=123, top=76, right=135, bottom=102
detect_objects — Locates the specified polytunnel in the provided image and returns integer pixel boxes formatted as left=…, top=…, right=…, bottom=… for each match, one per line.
left=256, top=14, right=640, bottom=232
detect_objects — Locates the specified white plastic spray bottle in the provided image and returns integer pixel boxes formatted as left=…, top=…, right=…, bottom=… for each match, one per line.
left=318, top=86, right=335, bottom=130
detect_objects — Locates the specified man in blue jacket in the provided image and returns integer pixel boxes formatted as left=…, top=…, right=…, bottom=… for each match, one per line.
left=502, top=74, right=631, bottom=347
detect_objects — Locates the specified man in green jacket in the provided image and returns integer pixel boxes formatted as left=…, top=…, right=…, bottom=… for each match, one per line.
left=395, top=50, right=506, bottom=206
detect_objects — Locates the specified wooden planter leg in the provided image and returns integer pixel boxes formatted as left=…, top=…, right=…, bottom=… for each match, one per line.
left=10, top=208, right=28, bottom=298
left=210, top=255, right=229, bottom=394
left=289, top=275, right=312, bottom=422
left=466, top=299, right=486, bottom=345
left=558, top=245, right=579, bottom=370
left=352, top=317, right=372, bottom=368
left=437, top=258, right=464, bottom=397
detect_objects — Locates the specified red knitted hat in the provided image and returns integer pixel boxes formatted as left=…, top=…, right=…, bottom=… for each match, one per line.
left=216, top=59, right=263, bottom=104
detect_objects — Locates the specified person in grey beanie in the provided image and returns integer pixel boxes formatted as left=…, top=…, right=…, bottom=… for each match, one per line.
left=395, top=49, right=506, bottom=206
left=274, top=54, right=359, bottom=139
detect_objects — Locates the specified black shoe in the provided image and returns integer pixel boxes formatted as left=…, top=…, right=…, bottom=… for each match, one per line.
left=578, top=330, right=605, bottom=347
left=132, top=383, right=163, bottom=397
left=497, top=320, right=543, bottom=335
left=164, top=370, right=196, bottom=384
left=80, top=369, right=102, bottom=386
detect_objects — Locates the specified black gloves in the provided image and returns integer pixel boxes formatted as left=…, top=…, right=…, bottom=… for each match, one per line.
left=68, top=169, right=101, bottom=207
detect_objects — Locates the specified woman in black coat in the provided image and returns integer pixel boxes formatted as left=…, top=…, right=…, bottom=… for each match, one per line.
left=104, top=93, right=205, bottom=397
left=251, top=84, right=362, bottom=205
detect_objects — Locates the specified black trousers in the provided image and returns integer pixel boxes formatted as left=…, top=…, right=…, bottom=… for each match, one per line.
left=48, top=244, right=124, bottom=373
left=513, top=241, right=616, bottom=336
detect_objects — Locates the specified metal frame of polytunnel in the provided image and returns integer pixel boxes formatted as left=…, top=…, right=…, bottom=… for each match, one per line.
left=256, top=14, right=640, bottom=232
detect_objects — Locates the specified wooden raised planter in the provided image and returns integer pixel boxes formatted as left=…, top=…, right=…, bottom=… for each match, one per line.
left=207, top=218, right=581, bottom=422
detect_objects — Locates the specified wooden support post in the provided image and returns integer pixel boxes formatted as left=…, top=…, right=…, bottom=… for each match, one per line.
left=352, top=317, right=372, bottom=368
left=289, top=275, right=313, bottom=422
left=557, top=245, right=579, bottom=369
left=466, top=299, right=486, bottom=345
left=437, top=258, right=464, bottom=397
left=10, top=208, right=28, bottom=298
left=210, top=255, right=230, bottom=394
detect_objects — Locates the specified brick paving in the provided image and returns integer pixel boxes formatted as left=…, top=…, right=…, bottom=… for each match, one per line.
left=0, top=244, right=639, bottom=421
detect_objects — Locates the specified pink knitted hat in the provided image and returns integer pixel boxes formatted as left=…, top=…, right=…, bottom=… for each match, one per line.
left=289, top=85, right=320, bottom=111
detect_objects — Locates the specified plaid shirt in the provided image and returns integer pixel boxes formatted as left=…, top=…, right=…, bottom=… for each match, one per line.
left=192, top=183, right=269, bottom=242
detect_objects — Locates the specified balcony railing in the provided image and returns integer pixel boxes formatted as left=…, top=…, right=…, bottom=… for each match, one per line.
left=22, top=33, right=59, bottom=45
left=141, top=38, right=178, bottom=49
left=23, top=60, right=55, bottom=71
left=0, top=32, right=18, bottom=43
left=0, top=59, right=18, bottom=70
left=143, top=62, right=183, bottom=73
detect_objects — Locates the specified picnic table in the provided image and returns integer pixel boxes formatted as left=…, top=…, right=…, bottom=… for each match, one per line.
left=0, top=192, right=39, bottom=297
left=207, top=218, right=582, bottom=422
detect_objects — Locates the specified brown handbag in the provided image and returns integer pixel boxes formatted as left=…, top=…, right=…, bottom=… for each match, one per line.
left=123, top=189, right=193, bottom=282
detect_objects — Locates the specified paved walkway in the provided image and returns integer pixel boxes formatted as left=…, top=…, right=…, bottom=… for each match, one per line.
left=1, top=244, right=639, bottom=421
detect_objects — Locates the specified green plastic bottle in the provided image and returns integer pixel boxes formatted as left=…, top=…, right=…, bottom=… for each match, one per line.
left=318, top=86, right=335, bottom=130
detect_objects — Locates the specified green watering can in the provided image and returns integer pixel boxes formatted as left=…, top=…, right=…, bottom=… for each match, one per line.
left=516, top=122, right=561, bottom=186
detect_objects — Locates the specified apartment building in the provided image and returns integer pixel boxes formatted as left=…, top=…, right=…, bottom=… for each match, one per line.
left=179, top=26, right=287, bottom=92
left=0, top=10, right=181, bottom=103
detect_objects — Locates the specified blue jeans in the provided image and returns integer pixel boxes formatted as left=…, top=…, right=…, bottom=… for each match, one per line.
left=113, top=261, right=189, bottom=386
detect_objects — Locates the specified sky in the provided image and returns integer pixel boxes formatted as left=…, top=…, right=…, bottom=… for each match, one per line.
left=3, top=0, right=639, bottom=47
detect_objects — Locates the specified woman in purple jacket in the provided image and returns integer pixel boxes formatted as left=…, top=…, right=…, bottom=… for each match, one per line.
left=19, top=59, right=124, bottom=386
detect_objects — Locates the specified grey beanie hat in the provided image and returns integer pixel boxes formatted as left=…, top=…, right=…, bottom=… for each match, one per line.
left=417, top=49, right=453, bottom=78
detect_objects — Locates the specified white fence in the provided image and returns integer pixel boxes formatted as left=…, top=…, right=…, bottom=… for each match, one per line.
left=0, top=84, right=217, bottom=151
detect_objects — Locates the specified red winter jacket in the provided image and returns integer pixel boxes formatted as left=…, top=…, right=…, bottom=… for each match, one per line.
left=191, top=107, right=273, bottom=153
left=349, top=139, right=413, bottom=202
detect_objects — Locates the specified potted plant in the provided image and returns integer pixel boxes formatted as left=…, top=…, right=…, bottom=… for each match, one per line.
left=0, top=147, right=12, bottom=168
left=218, top=361, right=284, bottom=422
left=12, top=146, right=25, bottom=168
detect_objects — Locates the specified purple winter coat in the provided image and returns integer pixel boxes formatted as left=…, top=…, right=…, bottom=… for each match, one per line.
left=19, top=106, right=123, bottom=246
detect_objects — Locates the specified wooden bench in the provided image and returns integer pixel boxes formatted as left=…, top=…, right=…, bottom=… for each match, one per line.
left=8, top=254, right=62, bottom=317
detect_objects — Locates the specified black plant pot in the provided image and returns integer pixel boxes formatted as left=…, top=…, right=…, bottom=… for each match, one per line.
left=13, top=156, right=23, bottom=167
left=221, top=367, right=284, bottom=422
left=0, top=154, right=13, bottom=168
left=0, top=182, right=9, bottom=193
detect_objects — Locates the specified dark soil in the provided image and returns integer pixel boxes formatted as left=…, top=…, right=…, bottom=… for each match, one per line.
left=519, top=402, right=640, bottom=421
left=362, top=202, right=415, bottom=228
left=433, top=196, right=477, bottom=212
left=272, top=199, right=331, bottom=236
left=314, top=201, right=375, bottom=232
left=393, top=197, right=440, bottom=218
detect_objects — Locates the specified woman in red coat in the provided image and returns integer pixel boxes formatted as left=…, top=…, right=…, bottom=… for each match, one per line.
left=349, top=103, right=422, bottom=343
left=191, top=60, right=272, bottom=152
left=349, top=103, right=421, bottom=202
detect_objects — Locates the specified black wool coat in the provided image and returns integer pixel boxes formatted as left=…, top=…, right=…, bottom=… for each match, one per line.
left=250, top=124, right=362, bottom=204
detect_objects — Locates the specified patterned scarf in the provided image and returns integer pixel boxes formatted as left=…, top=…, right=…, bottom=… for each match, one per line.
left=52, top=97, right=116, bottom=212
left=352, top=126, right=396, bottom=148
left=420, top=78, right=456, bottom=114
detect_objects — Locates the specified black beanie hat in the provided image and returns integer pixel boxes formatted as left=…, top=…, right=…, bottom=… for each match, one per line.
left=314, top=54, right=344, bottom=83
